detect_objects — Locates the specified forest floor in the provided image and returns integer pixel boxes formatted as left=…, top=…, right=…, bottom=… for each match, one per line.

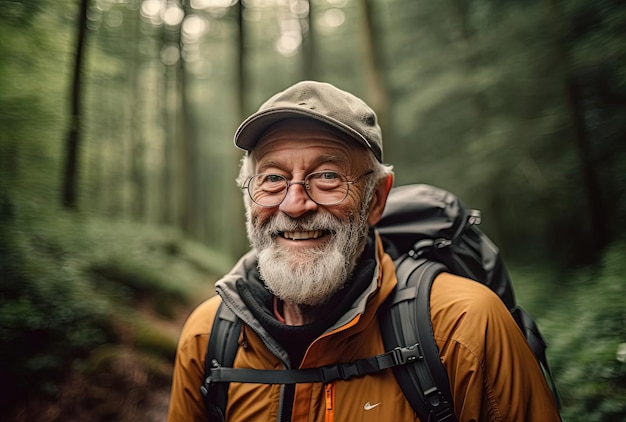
left=7, top=293, right=209, bottom=422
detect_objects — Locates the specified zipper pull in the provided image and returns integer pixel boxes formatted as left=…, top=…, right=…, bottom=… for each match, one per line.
left=325, top=383, right=335, bottom=422
left=325, top=384, right=333, bottom=411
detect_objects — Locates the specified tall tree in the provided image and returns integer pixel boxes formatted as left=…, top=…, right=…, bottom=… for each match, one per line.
left=236, top=1, right=248, bottom=116
left=62, top=0, right=90, bottom=209
left=547, top=0, right=615, bottom=254
left=359, top=0, right=389, bottom=140
left=128, top=6, right=147, bottom=220
left=301, top=0, right=317, bottom=79
left=161, top=21, right=178, bottom=225
left=177, top=2, right=196, bottom=236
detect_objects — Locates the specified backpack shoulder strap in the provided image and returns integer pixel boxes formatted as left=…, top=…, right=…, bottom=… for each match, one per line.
left=201, top=301, right=241, bottom=422
left=514, top=307, right=562, bottom=408
left=380, top=255, right=457, bottom=422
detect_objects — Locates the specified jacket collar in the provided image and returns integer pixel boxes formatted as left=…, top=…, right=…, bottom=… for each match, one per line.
left=214, top=231, right=398, bottom=360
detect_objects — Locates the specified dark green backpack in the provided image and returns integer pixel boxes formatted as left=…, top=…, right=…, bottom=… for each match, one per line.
left=201, top=184, right=560, bottom=421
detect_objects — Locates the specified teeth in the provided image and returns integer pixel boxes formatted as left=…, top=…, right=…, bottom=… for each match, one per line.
left=284, top=230, right=323, bottom=240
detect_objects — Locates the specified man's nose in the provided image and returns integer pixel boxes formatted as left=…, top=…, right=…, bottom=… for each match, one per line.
left=278, top=182, right=318, bottom=218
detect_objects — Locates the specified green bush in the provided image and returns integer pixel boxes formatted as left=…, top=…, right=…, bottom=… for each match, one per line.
left=0, top=215, right=112, bottom=409
left=0, top=197, right=224, bottom=413
left=523, top=241, right=626, bottom=422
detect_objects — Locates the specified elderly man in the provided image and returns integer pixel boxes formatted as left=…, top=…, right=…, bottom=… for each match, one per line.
left=167, top=81, right=561, bottom=421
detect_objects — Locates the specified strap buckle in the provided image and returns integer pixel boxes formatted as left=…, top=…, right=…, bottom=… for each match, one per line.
left=320, top=362, right=360, bottom=382
left=424, top=387, right=455, bottom=421
left=391, top=343, right=421, bottom=365
left=201, top=359, right=222, bottom=397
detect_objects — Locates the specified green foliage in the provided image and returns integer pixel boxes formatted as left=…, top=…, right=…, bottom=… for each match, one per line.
left=0, top=0, right=44, bottom=27
left=0, top=212, right=111, bottom=408
left=0, top=194, right=226, bottom=412
left=381, top=0, right=626, bottom=267
left=513, top=241, right=626, bottom=422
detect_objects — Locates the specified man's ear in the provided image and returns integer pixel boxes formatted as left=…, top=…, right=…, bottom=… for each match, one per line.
left=367, top=173, right=394, bottom=225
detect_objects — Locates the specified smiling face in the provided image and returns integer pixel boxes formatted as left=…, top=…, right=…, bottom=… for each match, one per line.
left=245, top=119, right=378, bottom=306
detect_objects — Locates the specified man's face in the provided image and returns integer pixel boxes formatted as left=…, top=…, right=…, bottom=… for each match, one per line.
left=245, top=119, right=375, bottom=306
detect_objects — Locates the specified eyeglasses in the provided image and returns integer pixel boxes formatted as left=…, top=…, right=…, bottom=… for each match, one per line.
left=242, top=170, right=374, bottom=207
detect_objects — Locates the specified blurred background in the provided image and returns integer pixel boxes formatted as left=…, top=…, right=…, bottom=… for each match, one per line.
left=1, top=0, right=624, bottom=420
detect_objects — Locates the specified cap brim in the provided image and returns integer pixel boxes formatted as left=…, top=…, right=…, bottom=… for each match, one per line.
left=234, top=107, right=373, bottom=153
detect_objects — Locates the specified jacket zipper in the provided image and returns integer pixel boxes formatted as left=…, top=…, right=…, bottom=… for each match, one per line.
left=325, top=383, right=335, bottom=422
left=277, top=383, right=296, bottom=422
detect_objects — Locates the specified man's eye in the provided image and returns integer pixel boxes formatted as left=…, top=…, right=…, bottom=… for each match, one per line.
left=264, top=174, right=284, bottom=183
left=318, top=172, right=340, bottom=180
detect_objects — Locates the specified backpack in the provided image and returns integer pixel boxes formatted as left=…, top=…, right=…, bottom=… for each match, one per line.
left=201, top=184, right=560, bottom=422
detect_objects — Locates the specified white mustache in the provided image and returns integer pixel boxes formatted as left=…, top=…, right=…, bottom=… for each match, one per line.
left=261, top=213, right=341, bottom=239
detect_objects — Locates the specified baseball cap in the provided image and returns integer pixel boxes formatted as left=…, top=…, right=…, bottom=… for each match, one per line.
left=234, top=80, right=383, bottom=162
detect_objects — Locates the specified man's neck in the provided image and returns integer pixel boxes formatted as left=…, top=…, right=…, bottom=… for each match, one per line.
left=281, top=300, right=332, bottom=326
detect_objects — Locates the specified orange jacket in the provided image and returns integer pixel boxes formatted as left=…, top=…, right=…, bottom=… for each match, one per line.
left=167, top=234, right=561, bottom=421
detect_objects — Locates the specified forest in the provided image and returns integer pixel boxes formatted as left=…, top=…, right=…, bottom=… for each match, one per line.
left=1, top=0, right=625, bottom=420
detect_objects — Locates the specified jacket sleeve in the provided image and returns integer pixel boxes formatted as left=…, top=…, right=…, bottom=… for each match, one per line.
left=430, top=273, right=561, bottom=422
left=167, top=297, right=221, bottom=422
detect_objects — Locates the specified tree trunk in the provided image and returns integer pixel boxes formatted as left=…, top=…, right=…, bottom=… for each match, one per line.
left=62, top=0, right=89, bottom=209
left=359, top=0, right=389, bottom=141
left=302, top=0, right=317, bottom=80
left=548, top=0, right=608, bottom=252
left=237, top=1, right=247, bottom=116
left=161, top=24, right=179, bottom=226
left=177, top=59, right=195, bottom=236
left=564, top=75, right=608, bottom=250
left=129, top=8, right=146, bottom=220
left=448, top=0, right=488, bottom=139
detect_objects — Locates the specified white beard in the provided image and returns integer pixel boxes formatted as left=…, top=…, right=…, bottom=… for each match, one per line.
left=247, top=208, right=370, bottom=306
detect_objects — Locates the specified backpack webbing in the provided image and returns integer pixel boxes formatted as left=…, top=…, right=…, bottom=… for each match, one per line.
left=207, top=338, right=421, bottom=385
left=515, top=307, right=561, bottom=408
left=379, top=256, right=457, bottom=422
left=200, top=302, right=424, bottom=403
left=201, top=303, right=241, bottom=421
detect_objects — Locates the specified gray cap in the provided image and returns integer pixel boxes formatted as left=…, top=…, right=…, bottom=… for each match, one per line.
left=234, top=80, right=383, bottom=162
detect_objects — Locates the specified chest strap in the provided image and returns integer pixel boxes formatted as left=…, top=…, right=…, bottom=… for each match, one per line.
left=204, top=343, right=422, bottom=386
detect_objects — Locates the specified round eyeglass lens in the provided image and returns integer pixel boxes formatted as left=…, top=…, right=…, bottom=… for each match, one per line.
left=249, top=174, right=287, bottom=206
left=306, top=172, right=349, bottom=205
